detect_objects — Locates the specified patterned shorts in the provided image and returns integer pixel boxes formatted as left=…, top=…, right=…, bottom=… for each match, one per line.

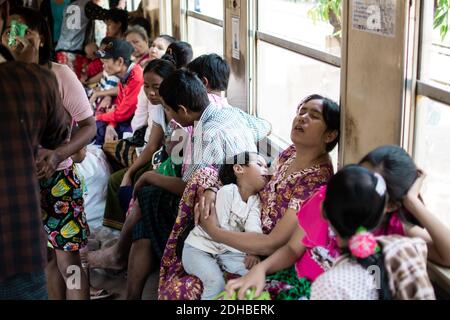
left=40, top=165, right=89, bottom=252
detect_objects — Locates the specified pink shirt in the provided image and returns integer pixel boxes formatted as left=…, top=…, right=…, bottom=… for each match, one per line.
left=51, top=62, right=94, bottom=170
left=295, top=185, right=405, bottom=282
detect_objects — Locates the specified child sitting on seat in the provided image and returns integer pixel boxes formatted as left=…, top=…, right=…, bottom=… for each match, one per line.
left=182, top=151, right=269, bottom=300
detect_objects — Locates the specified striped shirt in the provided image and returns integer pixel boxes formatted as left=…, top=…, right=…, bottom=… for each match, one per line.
left=182, top=104, right=271, bottom=181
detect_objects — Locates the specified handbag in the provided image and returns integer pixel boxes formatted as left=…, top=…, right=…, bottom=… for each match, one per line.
left=102, top=126, right=148, bottom=168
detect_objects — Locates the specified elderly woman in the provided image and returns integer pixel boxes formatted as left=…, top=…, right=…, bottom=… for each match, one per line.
left=125, top=26, right=152, bottom=67
left=158, top=94, right=340, bottom=300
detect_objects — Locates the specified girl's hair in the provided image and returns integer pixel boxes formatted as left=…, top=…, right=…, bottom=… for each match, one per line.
left=158, top=34, right=176, bottom=45
left=359, top=145, right=420, bottom=226
left=323, top=165, right=391, bottom=300
left=128, top=17, right=151, bottom=38
left=298, top=94, right=340, bottom=152
left=161, top=41, right=193, bottom=69
left=187, top=53, right=230, bottom=91
left=106, top=8, right=129, bottom=34
left=219, top=151, right=259, bottom=185
left=10, top=6, right=52, bottom=66
left=143, top=58, right=176, bottom=80
left=124, top=25, right=149, bottom=43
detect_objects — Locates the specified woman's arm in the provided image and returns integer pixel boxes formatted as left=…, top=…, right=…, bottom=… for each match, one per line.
left=200, top=206, right=299, bottom=256
left=134, top=171, right=187, bottom=196
left=403, top=171, right=450, bottom=267
left=86, top=71, right=103, bottom=85
left=225, top=225, right=306, bottom=299
left=122, top=123, right=164, bottom=186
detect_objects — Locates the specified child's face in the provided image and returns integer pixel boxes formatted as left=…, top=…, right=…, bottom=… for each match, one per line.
left=143, top=71, right=164, bottom=105
left=106, top=19, right=122, bottom=38
left=149, top=37, right=170, bottom=60
left=85, top=43, right=98, bottom=60
left=238, top=154, right=269, bottom=192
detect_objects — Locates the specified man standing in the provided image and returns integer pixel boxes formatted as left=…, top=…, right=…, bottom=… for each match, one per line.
left=0, top=0, right=71, bottom=299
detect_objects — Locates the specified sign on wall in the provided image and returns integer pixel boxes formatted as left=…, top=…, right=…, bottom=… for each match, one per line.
left=352, top=0, right=396, bottom=37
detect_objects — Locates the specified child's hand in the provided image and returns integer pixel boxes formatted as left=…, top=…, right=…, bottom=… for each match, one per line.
left=244, top=255, right=261, bottom=269
left=105, top=125, right=118, bottom=142
left=71, top=147, right=87, bottom=163
left=403, top=169, right=426, bottom=210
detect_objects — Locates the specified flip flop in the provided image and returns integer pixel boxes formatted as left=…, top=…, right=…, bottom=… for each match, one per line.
left=90, top=288, right=113, bottom=300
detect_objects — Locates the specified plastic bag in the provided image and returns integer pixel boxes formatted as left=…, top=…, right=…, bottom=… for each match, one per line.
left=8, top=20, right=28, bottom=47
left=214, top=288, right=271, bottom=300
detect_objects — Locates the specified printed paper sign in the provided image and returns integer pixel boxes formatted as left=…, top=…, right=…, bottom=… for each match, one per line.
left=352, top=0, right=396, bottom=37
left=232, top=17, right=240, bottom=60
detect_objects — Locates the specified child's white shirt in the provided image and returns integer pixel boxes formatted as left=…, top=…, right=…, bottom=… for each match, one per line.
left=185, top=184, right=262, bottom=254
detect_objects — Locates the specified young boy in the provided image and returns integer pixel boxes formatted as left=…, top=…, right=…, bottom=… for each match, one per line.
left=94, top=38, right=144, bottom=145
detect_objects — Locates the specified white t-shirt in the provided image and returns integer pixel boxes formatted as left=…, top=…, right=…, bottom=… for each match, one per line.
left=131, top=87, right=156, bottom=142
left=185, top=184, right=262, bottom=254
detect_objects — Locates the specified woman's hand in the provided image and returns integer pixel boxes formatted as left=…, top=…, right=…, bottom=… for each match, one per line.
left=194, top=190, right=217, bottom=225
left=225, top=264, right=266, bottom=300
left=403, top=169, right=426, bottom=211
left=198, top=200, right=219, bottom=233
left=36, top=148, right=63, bottom=179
left=105, top=125, right=118, bottom=142
left=133, top=171, right=156, bottom=198
left=89, top=91, right=99, bottom=105
left=120, top=171, right=133, bottom=187
left=244, top=255, right=261, bottom=270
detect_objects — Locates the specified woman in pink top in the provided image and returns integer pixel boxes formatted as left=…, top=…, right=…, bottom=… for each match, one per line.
left=226, top=145, right=450, bottom=299
left=3, top=7, right=96, bottom=300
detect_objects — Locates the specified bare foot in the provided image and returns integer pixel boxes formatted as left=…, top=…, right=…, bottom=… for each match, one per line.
left=82, top=245, right=126, bottom=270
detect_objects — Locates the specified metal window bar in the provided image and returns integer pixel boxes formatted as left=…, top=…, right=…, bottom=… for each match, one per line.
left=256, top=31, right=341, bottom=68
left=186, top=10, right=224, bottom=27
left=417, top=81, right=450, bottom=107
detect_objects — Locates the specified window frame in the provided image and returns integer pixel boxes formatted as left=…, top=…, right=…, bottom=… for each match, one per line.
left=253, top=0, right=342, bottom=147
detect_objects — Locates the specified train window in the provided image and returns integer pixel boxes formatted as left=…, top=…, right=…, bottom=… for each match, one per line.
left=188, top=0, right=224, bottom=21
left=255, top=0, right=341, bottom=149
left=187, top=17, right=224, bottom=57
left=413, top=0, right=450, bottom=227
left=185, top=0, right=224, bottom=57
left=420, top=0, right=450, bottom=88
left=258, top=0, right=342, bottom=56
left=414, top=97, right=450, bottom=227
left=256, top=42, right=340, bottom=144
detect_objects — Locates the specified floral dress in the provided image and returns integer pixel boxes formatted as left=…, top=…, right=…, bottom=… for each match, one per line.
left=158, top=144, right=334, bottom=300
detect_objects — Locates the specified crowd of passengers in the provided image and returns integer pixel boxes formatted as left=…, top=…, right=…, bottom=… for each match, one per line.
left=1, top=0, right=450, bottom=301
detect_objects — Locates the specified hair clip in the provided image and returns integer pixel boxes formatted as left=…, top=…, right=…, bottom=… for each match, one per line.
left=373, top=172, right=387, bottom=197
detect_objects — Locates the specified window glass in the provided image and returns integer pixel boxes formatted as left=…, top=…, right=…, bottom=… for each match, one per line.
left=414, top=97, right=450, bottom=227
left=258, top=0, right=342, bottom=56
left=188, top=0, right=224, bottom=21
left=187, top=17, right=224, bottom=57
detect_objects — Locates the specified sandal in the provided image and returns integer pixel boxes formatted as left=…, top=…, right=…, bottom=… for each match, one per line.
left=90, top=287, right=113, bottom=300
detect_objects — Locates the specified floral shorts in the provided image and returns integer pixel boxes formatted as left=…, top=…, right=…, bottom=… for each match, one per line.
left=40, top=165, right=89, bottom=252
